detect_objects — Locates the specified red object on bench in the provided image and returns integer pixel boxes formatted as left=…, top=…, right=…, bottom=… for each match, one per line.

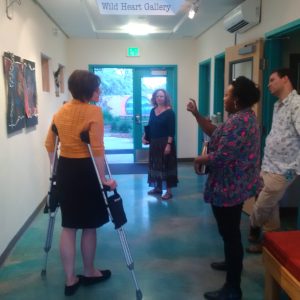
left=263, top=230, right=300, bottom=300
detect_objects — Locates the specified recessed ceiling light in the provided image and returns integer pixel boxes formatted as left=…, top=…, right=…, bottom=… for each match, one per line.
left=122, top=23, right=156, bottom=36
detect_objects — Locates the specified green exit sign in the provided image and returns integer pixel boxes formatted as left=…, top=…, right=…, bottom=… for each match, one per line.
left=127, top=47, right=140, bottom=57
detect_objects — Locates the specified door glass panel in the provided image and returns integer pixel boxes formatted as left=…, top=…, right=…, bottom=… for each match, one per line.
left=93, top=67, right=134, bottom=163
left=230, top=58, right=253, bottom=81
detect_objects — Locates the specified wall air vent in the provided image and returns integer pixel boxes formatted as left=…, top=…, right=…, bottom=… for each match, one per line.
left=224, top=0, right=261, bottom=34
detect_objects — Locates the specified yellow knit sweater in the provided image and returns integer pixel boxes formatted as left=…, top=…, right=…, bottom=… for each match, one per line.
left=45, top=99, right=104, bottom=158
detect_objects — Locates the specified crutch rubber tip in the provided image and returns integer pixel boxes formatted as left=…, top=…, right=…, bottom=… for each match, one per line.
left=41, top=269, right=46, bottom=279
left=136, top=290, right=143, bottom=299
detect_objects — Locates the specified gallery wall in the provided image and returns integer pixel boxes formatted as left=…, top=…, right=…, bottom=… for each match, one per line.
left=0, top=0, right=68, bottom=257
left=66, top=38, right=198, bottom=159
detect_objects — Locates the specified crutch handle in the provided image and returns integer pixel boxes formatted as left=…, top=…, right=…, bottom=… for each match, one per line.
left=80, top=130, right=90, bottom=144
left=103, top=184, right=112, bottom=192
left=51, top=124, right=58, bottom=135
left=80, top=130, right=117, bottom=192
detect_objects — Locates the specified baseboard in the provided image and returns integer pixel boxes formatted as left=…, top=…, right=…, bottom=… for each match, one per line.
left=0, top=196, right=46, bottom=268
left=178, top=158, right=194, bottom=162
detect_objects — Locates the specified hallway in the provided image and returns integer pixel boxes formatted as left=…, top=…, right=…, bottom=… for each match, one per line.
left=0, top=163, right=264, bottom=300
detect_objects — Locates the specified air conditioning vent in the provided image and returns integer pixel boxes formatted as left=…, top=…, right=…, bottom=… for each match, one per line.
left=227, top=20, right=250, bottom=33
left=224, top=0, right=261, bottom=34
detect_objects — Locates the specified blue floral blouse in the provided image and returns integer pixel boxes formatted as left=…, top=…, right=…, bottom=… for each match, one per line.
left=205, top=109, right=262, bottom=207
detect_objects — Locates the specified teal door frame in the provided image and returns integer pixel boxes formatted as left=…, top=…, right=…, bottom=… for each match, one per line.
left=89, top=64, right=177, bottom=162
left=214, top=53, right=225, bottom=117
left=263, top=19, right=300, bottom=144
left=198, top=59, right=211, bottom=153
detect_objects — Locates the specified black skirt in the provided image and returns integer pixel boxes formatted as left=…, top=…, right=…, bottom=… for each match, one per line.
left=148, top=137, right=178, bottom=188
left=56, top=157, right=109, bottom=229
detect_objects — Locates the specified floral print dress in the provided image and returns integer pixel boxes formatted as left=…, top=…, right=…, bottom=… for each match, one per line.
left=205, top=108, right=262, bottom=207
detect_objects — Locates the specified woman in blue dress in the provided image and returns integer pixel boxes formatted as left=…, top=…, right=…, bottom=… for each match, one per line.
left=142, top=89, right=178, bottom=200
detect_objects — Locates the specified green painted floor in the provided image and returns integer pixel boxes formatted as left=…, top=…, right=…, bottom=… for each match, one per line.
left=0, top=163, right=265, bottom=300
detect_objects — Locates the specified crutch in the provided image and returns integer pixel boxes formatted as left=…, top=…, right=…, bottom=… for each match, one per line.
left=80, top=131, right=143, bottom=300
left=41, top=124, right=60, bottom=278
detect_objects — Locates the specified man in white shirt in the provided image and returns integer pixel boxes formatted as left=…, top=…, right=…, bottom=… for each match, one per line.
left=247, top=68, right=300, bottom=253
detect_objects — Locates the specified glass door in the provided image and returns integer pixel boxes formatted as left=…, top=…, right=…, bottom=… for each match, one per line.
left=92, top=67, right=134, bottom=163
left=133, top=69, right=167, bottom=162
left=90, top=65, right=177, bottom=164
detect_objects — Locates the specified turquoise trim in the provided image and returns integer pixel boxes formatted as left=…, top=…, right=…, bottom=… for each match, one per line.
left=198, top=59, right=211, bottom=153
left=213, top=53, right=225, bottom=116
left=199, top=58, right=211, bottom=65
left=265, top=18, right=300, bottom=38
left=262, top=39, right=282, bottom=135
left=89, top=64, right=177, bottom=70
left=199, top=60, right=211, bottom=116
left=215, top=52, right=225, bottom=59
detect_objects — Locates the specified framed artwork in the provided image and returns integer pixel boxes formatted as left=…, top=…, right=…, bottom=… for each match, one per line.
left=23, top=59, right=38, bottom=127
left=3, top=52, right=25, bottom=134
left=3, top=52, right=38, bottom=134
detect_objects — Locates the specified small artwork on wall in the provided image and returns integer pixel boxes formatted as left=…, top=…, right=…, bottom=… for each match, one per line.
left=3, top=52, right=38, bottom=134
left=23, top=59, right=38, bottom=127
left=54, top=65, right=63, bottom=97
left=3, top=52, right=26, bottom=134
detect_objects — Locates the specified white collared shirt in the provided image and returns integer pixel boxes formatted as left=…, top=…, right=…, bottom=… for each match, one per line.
left=262, top=90, right=300, bottom=175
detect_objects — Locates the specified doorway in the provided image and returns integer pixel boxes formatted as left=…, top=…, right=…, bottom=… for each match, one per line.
left=89, top=65, right=177, bottom=164
left=198, top=59, right=211, bottom=153
left=224, top=39, right=264, bottom=216
left=264, top=21, right=300, bottom=140
left=263, top=20, right=300, bottom=214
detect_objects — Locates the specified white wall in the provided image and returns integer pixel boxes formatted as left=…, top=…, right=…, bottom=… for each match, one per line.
left=67, top=38, right=198, bottom=159
left=0, top=0, right=68, bottom=257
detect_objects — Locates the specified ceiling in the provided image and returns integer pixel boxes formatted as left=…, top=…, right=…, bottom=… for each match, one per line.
left=33, top=0, right=244, bottom=39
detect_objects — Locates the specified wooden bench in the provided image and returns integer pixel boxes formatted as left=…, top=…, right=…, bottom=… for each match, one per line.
left=262, top=231, right=300, bottom=300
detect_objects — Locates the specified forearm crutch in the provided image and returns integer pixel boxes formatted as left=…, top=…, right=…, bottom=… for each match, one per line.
left=80, top=131, right=143, bottom=300
left=41, top=124, right=60, bottom=278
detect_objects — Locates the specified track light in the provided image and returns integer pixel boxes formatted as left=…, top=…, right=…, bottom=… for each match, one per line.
left=188, top=1, right=199, bottom=20
left=188, top=7, right=196, bottom=19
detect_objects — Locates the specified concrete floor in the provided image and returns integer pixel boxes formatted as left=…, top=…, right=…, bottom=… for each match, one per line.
left=0, top=163, right=266, bottom=300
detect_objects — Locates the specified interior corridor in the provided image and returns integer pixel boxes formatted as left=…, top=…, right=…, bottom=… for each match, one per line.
left=0, top=163, right=265, bottom=300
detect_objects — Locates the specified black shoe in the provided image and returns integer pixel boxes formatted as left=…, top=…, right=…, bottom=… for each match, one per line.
left=79, top=269, right=111, bottom=286
left=248, top=226, right=261, bottom=243
left=64, top=279, right=81, bottom=296
left=204, top=286, right=242, bottom=300
left=210, top=261, right=227, bottom=271
left=246, top=243, right=262, bottom=254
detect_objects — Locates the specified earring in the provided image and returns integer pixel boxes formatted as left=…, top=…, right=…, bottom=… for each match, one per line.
left=234, top=100, right=238, bottom=109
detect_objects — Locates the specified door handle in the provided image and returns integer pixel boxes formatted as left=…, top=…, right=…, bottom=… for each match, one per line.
left=134, top=115, right=141, bottom=124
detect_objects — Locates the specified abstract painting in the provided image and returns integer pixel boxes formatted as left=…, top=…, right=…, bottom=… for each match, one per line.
left=3, top=52, right=25, bottom=134
left=3, top=52, right=38, bottom=134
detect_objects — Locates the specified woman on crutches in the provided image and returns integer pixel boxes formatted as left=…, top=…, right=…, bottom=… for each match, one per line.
left=45, top=70, right=116, bottom=296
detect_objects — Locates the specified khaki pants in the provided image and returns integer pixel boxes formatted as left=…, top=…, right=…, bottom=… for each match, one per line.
left=250, top=171, right=294, bottom=232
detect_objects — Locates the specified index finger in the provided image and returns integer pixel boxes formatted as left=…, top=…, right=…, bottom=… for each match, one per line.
left=189, top=98, right=196, bottom=105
